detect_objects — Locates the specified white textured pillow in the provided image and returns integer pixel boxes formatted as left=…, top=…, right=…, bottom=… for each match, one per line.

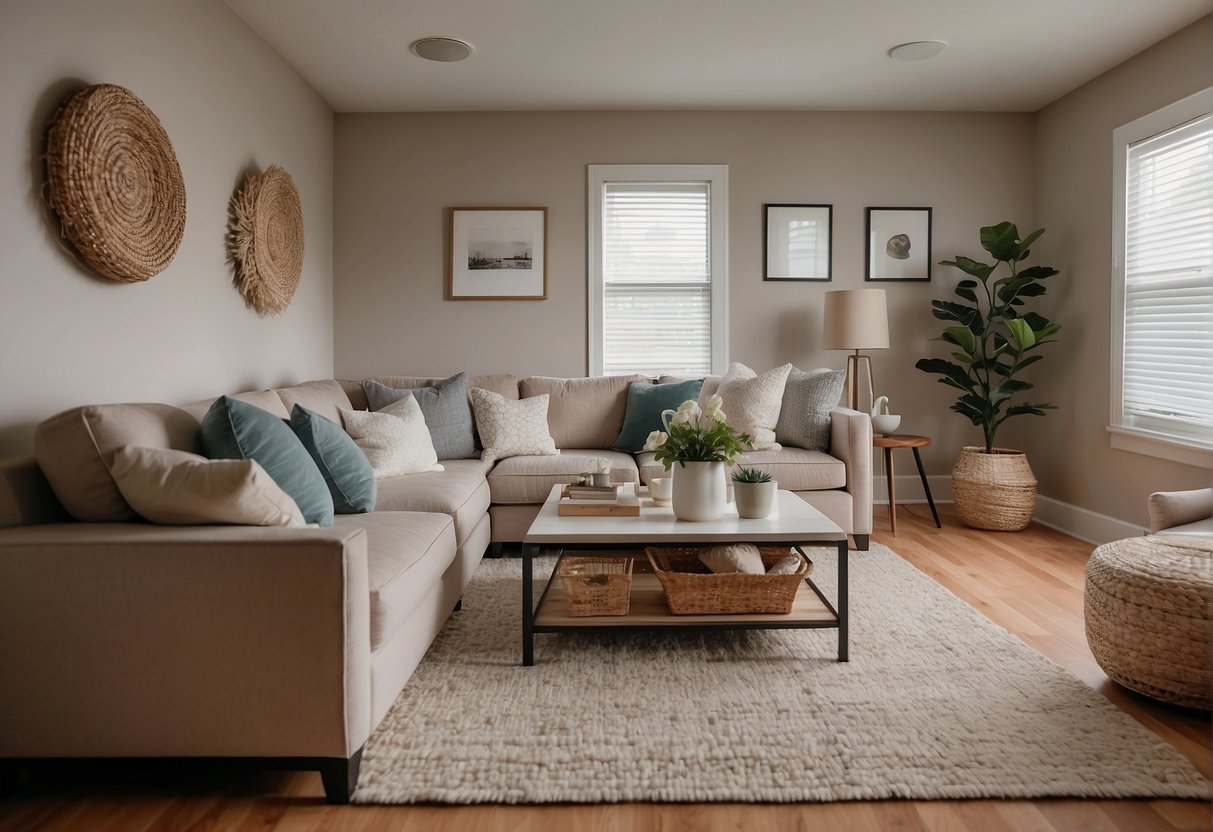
left=110, top=446, right=306, bottom=527
left=699, top=543, right=766, bottom=575
left=716, top=362, right=793, bottom=450
left=469, top=388, right=558, bottom=462
left=341, top=396, right=444, bottom=478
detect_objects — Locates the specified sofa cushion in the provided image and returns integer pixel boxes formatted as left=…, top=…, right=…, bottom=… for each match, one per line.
left=111, top=446, right=306, bottom=527
left=717, top=363, right=793, bottom=450
left=659, top=375, right=722, bottom=408
left=488, top=450, right=639, bottom=504
left=275, top=380, right=353, bottom=426
left=470, top=389, right=557, bottom=461
left=636, top=447, right=845, bottom=491
left=180, top=389, right=290, bottom=423
left=776, top=367, right=846, bottom=452
left=363, top=374, right=477, bottom=460
left=374, top=459, right=492, bottom=546
left=289, top=405, right=377, bottom=514
left=335, top=511, right=457, bottom=650
left=520, top=375, right=647, bottom=450
left=614, top=378, right=705, bottom=453
left=200, top=396, right=334, bottom=526
left=341, top=397, right=443, bottom=478
left=34, top=404, right=201, bottom=522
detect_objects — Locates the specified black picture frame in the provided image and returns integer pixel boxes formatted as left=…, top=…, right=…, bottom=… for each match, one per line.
left=764, top=203, right=833, bottom=282
left=865, top=207, right=932, bottom=282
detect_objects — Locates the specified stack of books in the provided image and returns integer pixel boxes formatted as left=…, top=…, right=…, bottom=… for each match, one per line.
left=564, top=483, right=622, bottom=502
left=558, top=482, right=640, bottom=516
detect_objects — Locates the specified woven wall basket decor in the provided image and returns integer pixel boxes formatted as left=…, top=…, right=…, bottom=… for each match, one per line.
left=45, top=84, right=186, bottom=283
left=228, top=165, right=305, bottom=316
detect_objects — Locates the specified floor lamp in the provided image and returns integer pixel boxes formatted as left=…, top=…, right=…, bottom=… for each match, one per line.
left=822, top=289, right=890, bottom=412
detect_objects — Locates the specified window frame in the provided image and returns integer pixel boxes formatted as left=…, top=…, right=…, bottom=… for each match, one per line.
left=586, top=164, right=729, bottom=377
left=1109, top=87, right=1213, bottom=469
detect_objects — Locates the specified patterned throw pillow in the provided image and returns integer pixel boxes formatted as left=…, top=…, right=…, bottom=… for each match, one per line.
left=469, top=388, right=558, bottom=462
left=775, top=367, right=846, bottom=452
left=361, top=373, right=477, bottom=460
left=716, top=362, right=793, bottom=451
left=340, top=395, right=444, bottom=478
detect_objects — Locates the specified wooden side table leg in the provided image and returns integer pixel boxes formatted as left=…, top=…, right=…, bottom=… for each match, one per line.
left=885, top=447, right=897, bottom=533
left=912, top=447, right=942, bottom=528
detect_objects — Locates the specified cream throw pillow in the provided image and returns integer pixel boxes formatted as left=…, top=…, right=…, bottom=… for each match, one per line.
left=716, top=362, right=793, bottom=450
left=341, top=395, right=444, bottom=478
left=699, top=543, right=766, bottom=575
left=110, top=446, right=306, bottom=527
left=469, top=388, right=558, bottom=462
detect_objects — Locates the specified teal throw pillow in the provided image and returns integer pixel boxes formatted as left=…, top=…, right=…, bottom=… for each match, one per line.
left=613, top=378, right=705, bottom=453
left=289, top=405, right=376, bottom=514
left=201, top=396, right=334, bottom=526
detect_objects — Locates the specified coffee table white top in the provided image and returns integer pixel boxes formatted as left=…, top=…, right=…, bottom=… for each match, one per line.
left=524, top=483, right=845, bottom=544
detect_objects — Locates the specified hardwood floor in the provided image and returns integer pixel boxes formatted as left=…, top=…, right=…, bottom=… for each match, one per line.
left=1, top=504, right=1209, bottom=831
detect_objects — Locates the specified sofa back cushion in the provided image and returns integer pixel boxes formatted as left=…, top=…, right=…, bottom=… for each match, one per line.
left=275, top=380, right=353, bottom=425
left=34, top=404, right=202, bottom=522
left=520, top=375, right=647, bottom=450
left=180, top=389, right=290, bottom=423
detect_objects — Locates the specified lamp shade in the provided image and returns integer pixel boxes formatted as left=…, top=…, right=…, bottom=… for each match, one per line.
left=821, top=289, right=890, bottom=350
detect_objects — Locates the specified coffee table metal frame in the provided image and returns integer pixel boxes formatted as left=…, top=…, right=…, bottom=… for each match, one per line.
left=520, top=485, right=849, bottom=666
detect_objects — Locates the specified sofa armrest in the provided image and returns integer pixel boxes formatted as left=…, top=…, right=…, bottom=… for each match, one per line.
left=0, top=523, right=371, bottom=760
left=1147, top=488, right=1213, bottom=534
left=829, top=407, right=873, bottom=535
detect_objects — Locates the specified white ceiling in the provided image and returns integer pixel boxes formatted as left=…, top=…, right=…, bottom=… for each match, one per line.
left=225, top=0, right=1212, bottom=113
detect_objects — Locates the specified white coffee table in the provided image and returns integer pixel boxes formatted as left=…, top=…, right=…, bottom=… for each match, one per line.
left=521, top=483, right=849, bottom=666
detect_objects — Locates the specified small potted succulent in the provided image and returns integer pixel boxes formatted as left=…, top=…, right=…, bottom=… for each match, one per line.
left=731, top=467, right=776, bottom=519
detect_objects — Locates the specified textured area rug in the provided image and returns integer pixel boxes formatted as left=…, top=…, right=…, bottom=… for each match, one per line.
left=354, top=545, right=1208, bottom=804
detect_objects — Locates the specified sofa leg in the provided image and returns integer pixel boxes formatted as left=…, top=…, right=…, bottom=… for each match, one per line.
left=319, top=748, right=362, bottom=805
left=487, top=542, right=504, bottom=559
left=853, top=534, right=869, bottom=551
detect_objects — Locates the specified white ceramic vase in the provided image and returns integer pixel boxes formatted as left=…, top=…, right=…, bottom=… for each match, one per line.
left=671, top=461, right=727, bottom=522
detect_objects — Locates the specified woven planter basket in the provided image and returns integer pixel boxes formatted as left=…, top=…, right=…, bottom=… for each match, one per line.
left=1084, top=535, right=1212, bottom=709
left=228, top=165, right=304, bottom=316
left=45, top=84, right=186, bottom=283
left=951, top=447, right=1036, bottom=531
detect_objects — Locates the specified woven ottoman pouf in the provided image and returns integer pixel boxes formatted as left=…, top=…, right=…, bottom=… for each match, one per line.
left=1084, top=535, right=1212, bottom=709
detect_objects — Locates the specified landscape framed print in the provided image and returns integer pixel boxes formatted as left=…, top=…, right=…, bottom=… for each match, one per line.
left=865, top=206, right=932, bottom=282
left=764, top=203, right=832, bottom=281
left=448, top=207, right=548, bottom=300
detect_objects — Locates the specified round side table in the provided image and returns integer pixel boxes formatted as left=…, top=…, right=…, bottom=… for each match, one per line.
left=873, top=434, right=941, bottom=533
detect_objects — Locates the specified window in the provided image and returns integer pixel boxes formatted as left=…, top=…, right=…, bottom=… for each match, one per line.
left=587, top=165, right=728, bottom=376
left=1110, top=88, right=1213, bottom=468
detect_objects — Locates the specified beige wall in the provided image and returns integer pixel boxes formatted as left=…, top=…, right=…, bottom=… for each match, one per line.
left=1030, top=17, right=1212, bottom=526
left=334, top=110, right=1035, bottom=474
left=0, top=0, right=334, bottom=457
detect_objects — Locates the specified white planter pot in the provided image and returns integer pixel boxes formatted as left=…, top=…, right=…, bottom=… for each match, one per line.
left=733, top=480, right=777, bottom=519
left=671, top=461, right=727, bottom=522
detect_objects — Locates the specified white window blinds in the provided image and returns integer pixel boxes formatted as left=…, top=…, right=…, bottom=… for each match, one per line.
left=1121, top=113, right=1213, bottom=440
left=600, top=182, right=713, bottom=376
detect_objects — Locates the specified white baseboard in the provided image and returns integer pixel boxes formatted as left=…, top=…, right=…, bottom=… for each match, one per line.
left=871, top=474, right=952, bottom=505
left=1032, top=495, right=1146, bottom=545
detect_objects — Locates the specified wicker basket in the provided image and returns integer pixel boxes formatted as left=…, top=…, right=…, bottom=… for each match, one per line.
left=951, top=447, right=1037, bottom=531
left=1084, top=535, right=1212, bottom=709
left=558, top=556, right=633, bottom=616
left=645, top=547, right=811, bottom=615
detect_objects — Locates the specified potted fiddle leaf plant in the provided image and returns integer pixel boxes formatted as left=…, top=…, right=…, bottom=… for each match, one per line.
left=915, top=221, right=1060, bottom=531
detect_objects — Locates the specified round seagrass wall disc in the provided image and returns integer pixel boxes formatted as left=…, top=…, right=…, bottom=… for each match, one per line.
left=227, top=165, right=305, bottom=316
left=45, top=84, right=186, bottom=283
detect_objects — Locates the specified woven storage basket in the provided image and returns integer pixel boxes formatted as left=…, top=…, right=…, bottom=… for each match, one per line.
left=45, top=84, right=186, bottom=283
left=1084, top=535, right=1212, bottom=709
left=228, top=165, right=305, bottom=316
left=558, top=556, right=633, bottom=616
left=645, top=546, right=811, bottom=615
left=951, top=447, right=1036, bottom=531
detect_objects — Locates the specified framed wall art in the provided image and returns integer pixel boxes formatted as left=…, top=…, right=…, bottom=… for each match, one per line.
left=448, top=207, right=548, bottom=300
left=764, top=203, right=832, bottom=281
left=865, top=207, right=932, bottom=282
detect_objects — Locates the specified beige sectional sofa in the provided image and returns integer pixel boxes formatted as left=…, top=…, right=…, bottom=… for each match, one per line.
left=0, top=372, right=871, bottom=803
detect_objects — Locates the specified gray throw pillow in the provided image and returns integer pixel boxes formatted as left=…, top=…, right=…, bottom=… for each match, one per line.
left=774, top=368, right=846, bottom=452
left=362, top=373, right=476, bottom=460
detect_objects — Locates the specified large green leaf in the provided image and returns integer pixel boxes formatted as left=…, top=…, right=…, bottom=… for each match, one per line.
left=1006, top=318, right=1036, bottom=349
left=1017, top=265, right=1058, bottom=281
left=954, top=279, right=978, bottom=302
left=1014, top=228, right=1046, bottom=260
left=940, top=256, right=994, bottom=281
left=915, top=358, right=976, bottom=392
left=943, top=326, right=977, bottom=354
left=980, top=222, right=1021, bottom=261
left=931, top=300, right=980, bottom=327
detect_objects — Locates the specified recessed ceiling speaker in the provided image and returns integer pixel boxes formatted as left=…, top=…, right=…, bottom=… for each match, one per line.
left=411, top=37, right=473, bottom=62
left=887, top=40, right=948, bottom=61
